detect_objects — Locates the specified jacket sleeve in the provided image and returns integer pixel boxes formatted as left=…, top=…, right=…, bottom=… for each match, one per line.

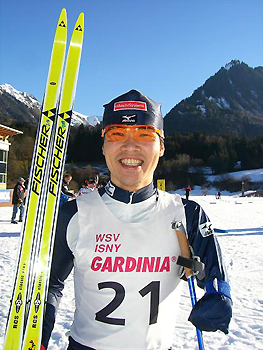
left=41, top=200, right=77, bottom=349
left=61, top=183, right=75, bottom=197
left=182, top=198, right=232, bottom=334
left=12, top=184, right=20, bottom=204
left=182, top=198, right=228, bottom=288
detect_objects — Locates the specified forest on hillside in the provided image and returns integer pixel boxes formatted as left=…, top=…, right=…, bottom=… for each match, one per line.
left=7, top=122, right=263, bottom=192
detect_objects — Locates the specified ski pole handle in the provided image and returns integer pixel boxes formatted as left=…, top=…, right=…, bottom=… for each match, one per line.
left=188, top=276, right=205, bottom=350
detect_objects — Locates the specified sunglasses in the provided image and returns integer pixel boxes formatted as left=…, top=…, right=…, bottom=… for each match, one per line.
left=102, top=124, right=164, bottom=143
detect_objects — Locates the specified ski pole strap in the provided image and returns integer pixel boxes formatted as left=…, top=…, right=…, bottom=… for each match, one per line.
left=205, top=279, right=231, bottom=299
left=177, top=255, right=205, bottom=279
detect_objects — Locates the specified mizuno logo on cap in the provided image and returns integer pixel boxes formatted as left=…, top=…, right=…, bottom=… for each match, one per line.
left=114, top=101, right=147, bottom=111
left=121, top=115, right=137, bottom=123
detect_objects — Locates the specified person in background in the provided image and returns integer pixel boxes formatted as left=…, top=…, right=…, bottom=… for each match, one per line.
left=11, top=177, right=26, bottom=224
left=41, top=90, right=232, bottom=350
left=88, top=175, right=99, bottom=190
left=184, top=185, right=192, bottom=200
left=78, top=179, right=90, bottom=196
left=78, top=176, right=99, bottom=196
left=60, top=173, right=76, bottom=207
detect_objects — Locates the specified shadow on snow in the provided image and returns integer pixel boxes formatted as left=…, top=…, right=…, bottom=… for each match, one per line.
left=0, top=232, right=20, bottom=237
left=215, top=227, right=263, bottom=237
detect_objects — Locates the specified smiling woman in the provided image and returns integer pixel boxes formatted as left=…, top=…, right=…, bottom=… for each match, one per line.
left=41, top=89, right=232, bottom=350
left=102, top=90, right=164, bottom=191
left=101, top=90, right=165, bottom=191
left=103, top=132, right=164, bottom=191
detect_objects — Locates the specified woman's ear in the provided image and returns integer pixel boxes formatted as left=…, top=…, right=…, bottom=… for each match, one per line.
left=159, top=143, right=165, bottom=157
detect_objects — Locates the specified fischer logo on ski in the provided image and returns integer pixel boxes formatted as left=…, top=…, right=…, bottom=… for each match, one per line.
left=76, top=24, right=83, bottom=31
left=59, top=20, right=66, bottom=28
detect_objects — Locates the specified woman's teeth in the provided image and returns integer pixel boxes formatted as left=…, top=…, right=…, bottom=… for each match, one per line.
left=121, top=159, right=142, bottom=166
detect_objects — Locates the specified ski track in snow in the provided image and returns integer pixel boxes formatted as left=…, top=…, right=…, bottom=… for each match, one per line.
left=0, top=195, right=263, bottom=350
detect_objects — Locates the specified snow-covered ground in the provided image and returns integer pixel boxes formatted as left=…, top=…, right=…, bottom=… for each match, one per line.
left=0, top=194, right=263, bottom=349
left=208, top=168, right=263, bottom=183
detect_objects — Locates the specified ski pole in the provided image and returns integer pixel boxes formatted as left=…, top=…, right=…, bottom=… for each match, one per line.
left=188, top=276, right=205, bottom=350
left=174, top=225, right=205, bottom=350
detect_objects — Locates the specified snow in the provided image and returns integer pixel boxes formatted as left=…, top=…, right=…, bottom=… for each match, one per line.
left=196, top=105, right=206, bottom=115
left=251, top=90, right=258, bottom=99
left=0, top=195, right=263, bottom=349
left=224, top=60, right=241, bottom=71
left=219, top=97, right=230, bottom=109
left=208, top=168, right=263, bottom=183
left=0, top=83, right=102, bottom=127
left=208, top=96, right=230, bottom=109
left=71, top=111, right=102, bottom=127
left=0, top=83, right=41, bottom=110
left=87, top=115, right=102, bottom=126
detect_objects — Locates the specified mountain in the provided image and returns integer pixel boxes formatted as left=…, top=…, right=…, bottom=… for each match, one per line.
left=0, top=84, right=41, bottom=124
left=164, top=60, right=263, bottom=137
left=73, top=111, right=101, bottom=127
left=0, top=83, right=101, bottom=127
left=3, top=60, right=263, bottom=137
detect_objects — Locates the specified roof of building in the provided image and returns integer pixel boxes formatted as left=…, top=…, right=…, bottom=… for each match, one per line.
left=0, top=124, right=23, bottom=139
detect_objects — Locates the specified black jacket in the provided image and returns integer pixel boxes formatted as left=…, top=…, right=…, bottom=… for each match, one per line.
left=61, top=181, right=75, bottom=198
left=12, top=183, right=26, bottom=205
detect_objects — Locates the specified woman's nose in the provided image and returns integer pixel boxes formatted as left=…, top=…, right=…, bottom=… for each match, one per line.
left=120, top=132, right=140, bottom=150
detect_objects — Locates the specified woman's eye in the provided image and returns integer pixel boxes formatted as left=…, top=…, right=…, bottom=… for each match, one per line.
left=113, top=132, right=124, bottom=136
left=139, top=132, right=155, bottom=139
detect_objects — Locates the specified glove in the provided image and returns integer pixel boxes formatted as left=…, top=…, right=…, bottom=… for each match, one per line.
left=188, top=279, right=232, bottom=334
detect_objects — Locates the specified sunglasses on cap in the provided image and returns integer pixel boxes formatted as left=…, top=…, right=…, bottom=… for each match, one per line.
left=101, top=124, right=165, bottom=143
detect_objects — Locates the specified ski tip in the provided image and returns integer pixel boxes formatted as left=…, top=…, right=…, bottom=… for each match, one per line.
left=75, top=12, right=84, bottom=32
left=61, top=8, right=67, bottom=16
left=58, top=8, right=67, bottom=28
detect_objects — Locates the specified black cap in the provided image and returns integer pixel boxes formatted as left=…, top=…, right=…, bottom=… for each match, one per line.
left=102, top=89, right=163, bottom=129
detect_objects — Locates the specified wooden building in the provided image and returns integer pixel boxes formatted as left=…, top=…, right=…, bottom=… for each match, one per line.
left=0, top=124, right=23, bottom=206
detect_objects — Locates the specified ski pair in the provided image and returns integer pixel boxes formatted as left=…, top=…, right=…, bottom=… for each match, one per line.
left=4, top=9, right=84, bottom=350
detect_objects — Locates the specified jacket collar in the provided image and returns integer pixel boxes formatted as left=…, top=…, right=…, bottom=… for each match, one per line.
left=99, top=181, right=157, bottom=204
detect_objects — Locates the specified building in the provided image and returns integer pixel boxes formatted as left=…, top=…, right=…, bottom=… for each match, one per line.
left=0, top=124, right=23, bottom=206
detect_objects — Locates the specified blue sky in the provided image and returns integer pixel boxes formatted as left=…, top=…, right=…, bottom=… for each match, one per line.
left=1, top=0, right=263, bottom=117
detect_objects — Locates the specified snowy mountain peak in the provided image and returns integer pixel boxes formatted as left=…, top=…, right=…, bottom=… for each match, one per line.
left=164, top=60, right=263, bottom=137
left=0, top=83, right=41, bottom=109
left=224, top=60, right=242, bottom=71
left=0, top=83, right=102, bottom=127
left=72, top=111, right=101, bottom=127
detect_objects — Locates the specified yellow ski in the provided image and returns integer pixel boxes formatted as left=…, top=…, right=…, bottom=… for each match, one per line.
left=3, top=8, right=67, bottom=350
left=22, top=12, right=84, bottom=350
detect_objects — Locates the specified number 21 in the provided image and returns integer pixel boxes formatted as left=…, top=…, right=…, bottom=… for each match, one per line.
left=95, top=281, right=160, bottom=326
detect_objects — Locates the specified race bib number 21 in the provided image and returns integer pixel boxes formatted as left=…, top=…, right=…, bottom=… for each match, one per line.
left=95, top=281, right=160, bottom=326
